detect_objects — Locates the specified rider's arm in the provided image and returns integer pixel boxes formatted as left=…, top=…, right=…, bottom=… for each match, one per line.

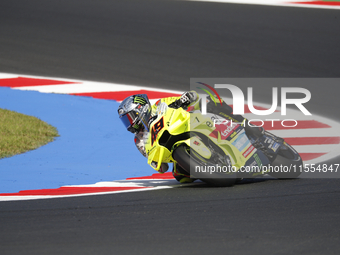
left=160, top=91, right=244, bottom=122
left=165, top=91, right=199, bottom=110
left=204, top=95, right=264, bottom=137
left=134, top=131, right=147, bottom=158
left=206, top=95, right=245, bottom=122
left=134, top=131, right=169, bottom=173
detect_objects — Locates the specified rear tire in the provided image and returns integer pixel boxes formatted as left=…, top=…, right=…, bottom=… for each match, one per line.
left=268, top=142, right=303, bottom=179
left=173, top=144, right=236, bottom=187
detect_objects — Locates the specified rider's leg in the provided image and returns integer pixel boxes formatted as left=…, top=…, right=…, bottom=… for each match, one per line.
left=244, top=123, right=264, bottom=138
left=207, top=98, right=264, bottom=138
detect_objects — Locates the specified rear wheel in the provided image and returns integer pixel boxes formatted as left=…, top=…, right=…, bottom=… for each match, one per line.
left=173, top=144, right=236, bottom=187
left=268, top=142, right=303, bottom=179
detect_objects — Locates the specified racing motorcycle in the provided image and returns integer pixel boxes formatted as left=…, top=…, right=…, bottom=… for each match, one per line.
left=144, top=102, right=303, bottom=187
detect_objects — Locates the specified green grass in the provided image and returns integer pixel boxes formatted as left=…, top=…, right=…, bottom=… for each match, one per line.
left=0, top=108, right=59, bottom=159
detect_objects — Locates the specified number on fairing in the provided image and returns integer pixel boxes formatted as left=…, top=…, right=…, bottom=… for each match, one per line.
left=151, top=117, right=164, bottom=146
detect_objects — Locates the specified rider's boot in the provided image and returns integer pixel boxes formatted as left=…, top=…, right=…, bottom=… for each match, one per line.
left=205, top=95, right=265, bottom=139
left=244, top=124, right=264, bottom=139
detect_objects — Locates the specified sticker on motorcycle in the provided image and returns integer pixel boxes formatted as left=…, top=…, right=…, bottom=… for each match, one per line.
left=253, top=153, right=263, bottom=168
left=271, top=142, right=280, bottom=152
left=151, top=117, right=164, bottom=146
left=214, top=120, right=238, bottom=140
left=242, top=145, right=255, bottom=158
left=232, top=131, right=250, bottom=151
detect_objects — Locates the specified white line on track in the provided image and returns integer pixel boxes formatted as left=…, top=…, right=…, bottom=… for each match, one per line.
left=13, top=83, right=183, bottom=95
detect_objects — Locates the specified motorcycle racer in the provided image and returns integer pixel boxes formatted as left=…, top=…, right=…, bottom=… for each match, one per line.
left=118, top=91, right=264, bottom=183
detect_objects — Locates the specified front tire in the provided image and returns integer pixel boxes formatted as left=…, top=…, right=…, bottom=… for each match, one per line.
left=173, top=144, right=237, bottom=187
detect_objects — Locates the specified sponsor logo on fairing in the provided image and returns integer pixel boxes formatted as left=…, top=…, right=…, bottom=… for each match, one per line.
left=243, top=145, right=256, bottom=158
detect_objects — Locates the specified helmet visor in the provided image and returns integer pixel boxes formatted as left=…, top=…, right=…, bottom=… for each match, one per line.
left=120, top=111, right=139, bottom=130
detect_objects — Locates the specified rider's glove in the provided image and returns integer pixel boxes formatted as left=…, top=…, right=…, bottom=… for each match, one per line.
left=179, top=91, right=198, bottom=108
left=168, top=91, right=198, bottom=109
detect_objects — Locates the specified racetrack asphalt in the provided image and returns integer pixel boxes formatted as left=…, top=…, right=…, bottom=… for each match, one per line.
left=0, top=0, right=340, bottom=254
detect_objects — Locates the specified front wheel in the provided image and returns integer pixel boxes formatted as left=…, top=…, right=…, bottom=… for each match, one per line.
left=173, top=144, right=237, bottom=187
